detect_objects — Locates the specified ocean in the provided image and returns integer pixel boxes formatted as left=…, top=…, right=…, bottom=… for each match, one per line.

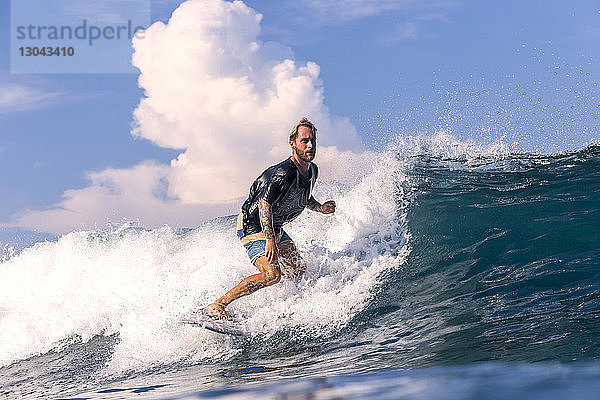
left=1, top=134, right=599, bottom=399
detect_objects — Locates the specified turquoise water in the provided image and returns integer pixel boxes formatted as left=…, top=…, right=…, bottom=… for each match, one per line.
left=1, top=142, right=599, bottom=399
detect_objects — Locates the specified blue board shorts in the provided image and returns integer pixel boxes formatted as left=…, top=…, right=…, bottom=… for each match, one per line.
left=239, top=230, right=293, bottom=264
left=236, top=214, right=293, bottom=264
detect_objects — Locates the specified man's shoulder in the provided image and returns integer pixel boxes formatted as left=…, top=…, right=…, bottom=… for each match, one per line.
left=269, top=158, right=296, bottom=179
left=261, top=158, right=318, bottom=183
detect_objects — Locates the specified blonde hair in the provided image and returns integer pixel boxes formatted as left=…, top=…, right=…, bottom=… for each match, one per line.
left=289, top=117, right=317, bottom=142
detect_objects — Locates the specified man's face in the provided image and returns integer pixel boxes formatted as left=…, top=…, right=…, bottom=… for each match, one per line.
left=291, top=126, right=316, bottom=162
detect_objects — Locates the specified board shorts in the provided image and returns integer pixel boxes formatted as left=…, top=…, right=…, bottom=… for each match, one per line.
left=236, top=213, right=293, bottom=264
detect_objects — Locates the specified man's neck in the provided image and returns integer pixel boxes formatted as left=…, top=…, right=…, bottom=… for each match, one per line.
left=290, top=154, right=310, bottom=175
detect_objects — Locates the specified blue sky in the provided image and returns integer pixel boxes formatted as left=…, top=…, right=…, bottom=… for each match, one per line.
left=0, top=0, right=599, bottom=235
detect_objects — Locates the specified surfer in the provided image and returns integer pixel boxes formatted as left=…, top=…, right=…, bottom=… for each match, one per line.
left=204, top=118, right=336, bottom=320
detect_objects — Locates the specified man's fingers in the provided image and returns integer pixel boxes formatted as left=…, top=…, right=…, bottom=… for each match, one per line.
left=264, top=239, right=278, bottom=264
left=320, top=200, right=336, bottom=214
left=265, top=247, right=278, bottom=265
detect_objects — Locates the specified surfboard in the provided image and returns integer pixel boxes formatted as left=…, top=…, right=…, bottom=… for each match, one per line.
left=181, top=311, right=247, bottom=336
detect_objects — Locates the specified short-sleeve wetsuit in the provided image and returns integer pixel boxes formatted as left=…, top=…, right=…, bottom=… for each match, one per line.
left=239, top=158, right=318, bottom=238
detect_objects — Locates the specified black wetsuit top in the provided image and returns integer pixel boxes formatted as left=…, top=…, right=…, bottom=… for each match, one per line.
left=240, top=158, right=318, bottom=237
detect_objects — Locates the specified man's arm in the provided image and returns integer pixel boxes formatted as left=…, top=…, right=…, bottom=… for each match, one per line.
left=258, top=198, right=278, bottom=264
left=307, top=196, right=336, bottom=214
left=258, top=198, right=275, bottom=240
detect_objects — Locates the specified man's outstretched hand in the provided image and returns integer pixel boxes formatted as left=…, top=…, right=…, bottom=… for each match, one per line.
left=319, top=200, right=336, bottom=214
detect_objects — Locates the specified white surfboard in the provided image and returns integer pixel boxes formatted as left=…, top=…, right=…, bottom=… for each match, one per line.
left=181, top=311, right=247, bottom=336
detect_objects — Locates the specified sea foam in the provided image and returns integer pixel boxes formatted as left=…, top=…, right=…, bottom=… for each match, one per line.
left=0, top=148, right=410, bottom=376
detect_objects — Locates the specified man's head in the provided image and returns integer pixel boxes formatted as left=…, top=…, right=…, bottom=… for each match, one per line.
left=289, top=118, right=317, bottom=163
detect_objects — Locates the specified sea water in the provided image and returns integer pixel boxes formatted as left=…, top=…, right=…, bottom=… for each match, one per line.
left=1, top=133, right=599, bottom=399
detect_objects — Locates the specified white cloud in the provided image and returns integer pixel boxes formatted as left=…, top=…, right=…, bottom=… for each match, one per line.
left=11, top=162, right=234, bottom=234
left=0, top=84, right=60, bottom=113
left=11, top=0, right=367, bottom=235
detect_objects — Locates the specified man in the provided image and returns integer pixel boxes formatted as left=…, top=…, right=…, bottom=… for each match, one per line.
left=205, top=118, right=336, bottom=320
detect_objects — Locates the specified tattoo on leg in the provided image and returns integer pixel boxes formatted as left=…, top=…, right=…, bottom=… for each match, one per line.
left=245, top=280, right=267, bottom=294
left=216, top=299, right=227, bottom=307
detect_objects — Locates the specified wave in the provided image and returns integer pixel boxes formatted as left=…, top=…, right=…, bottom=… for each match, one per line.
left=0, top=149, right=409, bottom=375
left=363, top=138, right=600, bottom=366
left=1, top=134, right=599, bottom=394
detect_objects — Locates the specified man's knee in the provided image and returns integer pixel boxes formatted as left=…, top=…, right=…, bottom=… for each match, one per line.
left=264, top=266, right=281, bottom=284
left=254, top=256, right=281, bottom=285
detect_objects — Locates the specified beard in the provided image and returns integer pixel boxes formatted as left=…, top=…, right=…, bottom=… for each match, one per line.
left=295, top=146, right=315, bottom=162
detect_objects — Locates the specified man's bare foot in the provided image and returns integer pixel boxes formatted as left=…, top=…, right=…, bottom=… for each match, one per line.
left=204, top=303, right=232, bottom=321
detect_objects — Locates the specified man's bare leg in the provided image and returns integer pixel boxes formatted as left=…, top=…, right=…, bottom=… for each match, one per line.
left=205, top=256, right=281, bottom=320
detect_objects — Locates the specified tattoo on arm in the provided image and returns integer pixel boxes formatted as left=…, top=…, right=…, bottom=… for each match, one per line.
left=258, top=198, right=275, bottom=240
left=307, top=196, right=321, bottom=211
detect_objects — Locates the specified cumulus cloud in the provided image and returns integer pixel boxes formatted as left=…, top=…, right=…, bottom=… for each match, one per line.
left=0, top=84, right=60, bottom=113
left=12, top=162, right=233, bottom=234
left=10, top=0, right=366, bottom=235
left=131, top=0, right=362, bottom=204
